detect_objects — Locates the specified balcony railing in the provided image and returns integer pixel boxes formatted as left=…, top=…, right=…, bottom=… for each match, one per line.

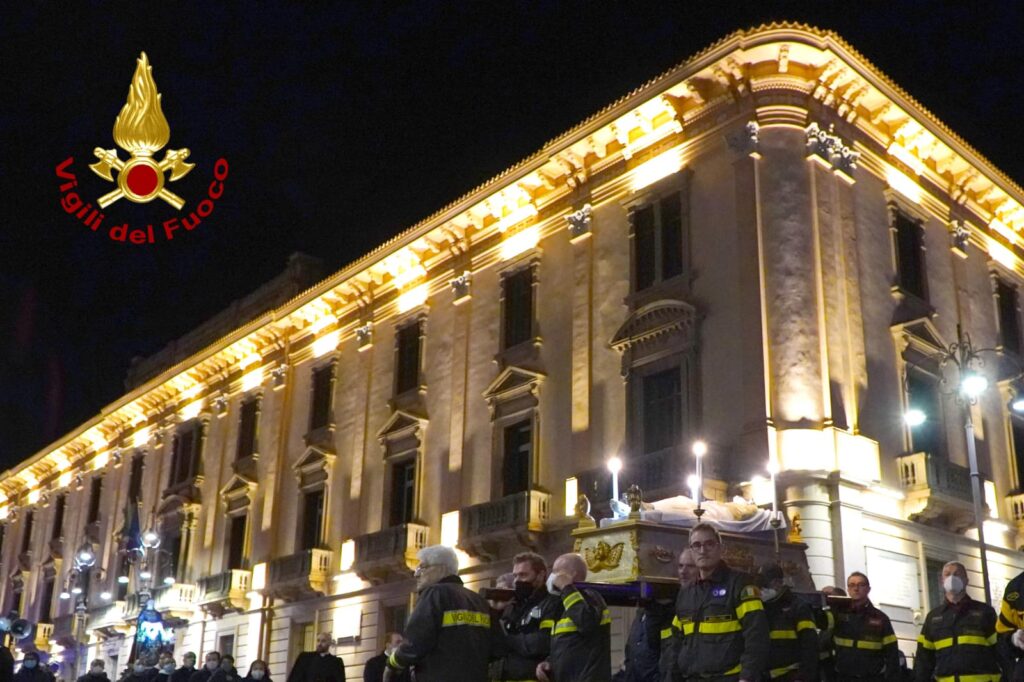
left=575, top=448, right=687, bottom=506
left=198, top=569, right=251, bottom=614
left=897, top=452, right=975, bottom=531
left=459, top=490, right=550, bottom=559
left=87, top=600, right=127, bottom=633
left=123, top=592, right=144, bottom=622
left=51, top=613, right=75, bottom=642
left=1009, top=492, right=1024, bottom=523
left=353, top=523, right=429, bottom=583
left=266, top=548, right=332, bottom=600
left=152, top=582, right=198, bottom=622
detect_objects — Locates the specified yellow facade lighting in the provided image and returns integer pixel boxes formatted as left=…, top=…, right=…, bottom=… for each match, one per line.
left=501, top=225, right=540, bottom=261
left=396, top=283, right=429, bottom=314
left=631, top=147, right=683, bottom=192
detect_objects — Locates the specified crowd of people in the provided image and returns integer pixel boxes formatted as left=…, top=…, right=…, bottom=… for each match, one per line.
left=10, top=521, right=1024, bottom=681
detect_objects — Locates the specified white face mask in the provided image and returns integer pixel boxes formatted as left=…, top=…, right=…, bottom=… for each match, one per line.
left=546, top=572, right=564, bottom=595
left=206, top=662, right=220, bottom=672
left=250, top=672, right=264, bottom=680
left=134, top=665, right=146, bottom=673
left=943, top=575, right=965, bottom=595
left=760, top=588, right=777, bottom=602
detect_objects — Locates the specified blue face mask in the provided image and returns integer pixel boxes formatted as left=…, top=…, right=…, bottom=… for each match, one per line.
left=24, top=661, right=37, bottom=669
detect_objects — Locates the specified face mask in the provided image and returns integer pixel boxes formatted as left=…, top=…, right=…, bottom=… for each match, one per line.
left=163, top=665, right=175, bottom=674
left=760, top=588, right=777, bottom=602
left=24, top=661, right=37, bottom=670
left=943, top=575, right=965, bottom=595
left=250, top=672, right=264, bottom=681
left=134, top=665, right=146, bottom=674
left=91, top=669, right=104, bottom=676
left=546, top=572, right=562, bottom=595
left=514, top=580, right=534, bottom=600
left=207, top=662, right=219, bottom=671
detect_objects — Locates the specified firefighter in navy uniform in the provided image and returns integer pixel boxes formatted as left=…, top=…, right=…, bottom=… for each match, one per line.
left=755, top=563, right=817, bottom=682
left=384, top=545, right=499, bottom=682
left=815, top=586, right=845, bottom=682
left=997, top=568, right=1024, bottom=679
left=831, top=572, right=899, bottom=682
left=494, top=552, right=562, bottom=682
left=536, top=553, right=612, bottom=682
left=914, top=561, right=1008, bottom=682
left=666, top=523, right=769, bottom=682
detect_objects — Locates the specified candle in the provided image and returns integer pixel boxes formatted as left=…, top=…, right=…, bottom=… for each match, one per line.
left=767, top=459, right=779, bottom=516
left=607, top=456, right=623, bottom=503
left=692, top=441, right=707, bottom=506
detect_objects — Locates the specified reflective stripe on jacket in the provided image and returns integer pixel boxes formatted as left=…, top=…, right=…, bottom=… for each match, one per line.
left=914, top=596, right=1007, bottom=682
left=832, top=600, right=899, bottom=681
left=549, top=585, right=612, bottom=682
left=495, top=590, right=562, bottom=681
left=670, top=562, right=769, bottom=680
left=387, top=575, right=498, bottom=682
left=763, top=589, right=818, bottom=680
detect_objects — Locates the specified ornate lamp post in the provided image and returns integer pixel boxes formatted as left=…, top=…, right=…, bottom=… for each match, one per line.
left=60, top=539, right=101, bottom=680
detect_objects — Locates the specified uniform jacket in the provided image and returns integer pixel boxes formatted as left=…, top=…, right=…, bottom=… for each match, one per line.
left=494, top=588, right=562, bottom=681
left=621, top=605, right=671, bottom=682
left=832, top=600, right=899, bottom=681
left=548, top=585, right=611, bottom=682
left=915, top=595, right=1008, bottom=682
left=762, top=588, right=817, bottom=681
left=998, top=572, right=1024, bottom=681
left=387, top=574, right=498, bottom=682
left=170, top=667, right=194, bottom=682
left=669, top=562, right=769, bottom=680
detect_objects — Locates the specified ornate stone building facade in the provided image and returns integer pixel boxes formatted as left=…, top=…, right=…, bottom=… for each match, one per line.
left=5, top=24, right=1024, bottom=676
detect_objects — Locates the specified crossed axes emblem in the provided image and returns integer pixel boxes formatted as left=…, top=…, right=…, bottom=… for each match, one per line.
left=90, top=147, right=194, bottom=210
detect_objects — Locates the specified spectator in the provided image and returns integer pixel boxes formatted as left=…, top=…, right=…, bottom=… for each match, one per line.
left=242, top=660, right=271, bottom=682
left=76, top=660, right=109, bottom=682
left=156, top=654, right=175, bottom=680
left=363, top=634, right=406, bottom=682
left=287, top=633, right=346, bottom=682
left=210, top=656, right=238, bottom=682
left=170, top=654, right=196, bottom=682
left=188, top=654, right=221, bottom=682
left=15, top=653, right=51, bottom=682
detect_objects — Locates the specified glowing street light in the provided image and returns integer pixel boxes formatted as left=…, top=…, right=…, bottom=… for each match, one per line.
left=141, top=529, right=161, bottom=549
left=960, top=370, right=988, bottom=399
left=904, top=408, right=927, bottom=427
left=1013, top=397, right=1024, bottom=413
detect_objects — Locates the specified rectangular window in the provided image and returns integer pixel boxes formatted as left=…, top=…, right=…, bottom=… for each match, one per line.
left=642, top=368, right=682, bottom=454
left=389, top=460, right=416, bottom=527
left=236, top=398, right=259, bottom=460
left=502, top=419, right=532, bottom=497
left=87, top=478, right=103, bottom=524
left=384, top=603, right=409, bottom=636
left=127, top=456, right=144, bottom=506
left=907, top=371, right=946, bottom=459
left=39, top=579, right=55, bottom=621
left=171, top=422, right=203, bottom=485
left=894, top=213, right=927, bottom=300
left=309, top=364, right=334, bottom=431
left=227, top=515, right=247, bottom=570
left=218, top=634, right=235, bottom=658
left=997, top=278, right=1022, bottom=355
left=51, top=495, right=65, bottom=541
left=502, top=268, right=534, bottom=349
left=115, top=554, right=130, bottom=600
left=300, top=489, right=325, bottom=551
left=20, top=511, right=34, bottom=555
left=925, top=558, right=945, bottom=611
left=162, top=533, right=182, bottom=583
left=395, top=322, right=423, bottom=395
left=633, top=192, right=685, bottom=292
left=1012, top=419, right=1024, bottom=489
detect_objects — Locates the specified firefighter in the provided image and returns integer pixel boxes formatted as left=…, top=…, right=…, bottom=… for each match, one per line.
left=997, top=567, right=1024, bottom=678
left=915, top=561, right=1009, bottom=681
left=816, top=586, right=845, bottom=682
left=755, top=562, right=817, bottom=681
left=831, top=572, right=899, bottom=681
left=536, top=553, right=611, bottom=682
left=493, top=552, right=562, bottom=682
left=653, top=549, right=698, bottom=682
left=668, top=522, right=769, bottom=681
left=384, top=545, right=499, bottom=682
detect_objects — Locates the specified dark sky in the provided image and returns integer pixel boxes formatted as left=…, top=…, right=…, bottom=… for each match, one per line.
left=2, top=2, right=1023, bottom=470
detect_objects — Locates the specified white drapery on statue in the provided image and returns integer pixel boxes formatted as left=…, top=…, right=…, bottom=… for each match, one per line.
left=604, top=495, right=785, bottom=533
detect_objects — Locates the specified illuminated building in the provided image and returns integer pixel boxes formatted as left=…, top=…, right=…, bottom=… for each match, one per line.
left=6, top=24, right=1024, bottom=674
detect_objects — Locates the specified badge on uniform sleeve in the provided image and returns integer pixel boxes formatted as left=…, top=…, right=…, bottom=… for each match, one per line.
left=529, top=606, right=543, bottom=620
left=1009, top=592, right=1020, bottom=602
left=713, top=587, right=728, bottom=597
left=740, top=585, right=760, bottom=599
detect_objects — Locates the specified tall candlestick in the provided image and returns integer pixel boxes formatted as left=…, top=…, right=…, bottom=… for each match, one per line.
left=768, top=459, right=779, bottom=516
left=692, top=441, right=707, bottom=507
left=607, top=456, right=623, bottom=503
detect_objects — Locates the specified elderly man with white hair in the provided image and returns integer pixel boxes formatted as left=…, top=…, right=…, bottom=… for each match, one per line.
left=384, top=545, right=498, bottom=682
left=536, top=552, right=611, bottom=682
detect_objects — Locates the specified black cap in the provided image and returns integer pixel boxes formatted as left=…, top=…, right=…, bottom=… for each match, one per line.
left=756, top=562, right=784, bottom=587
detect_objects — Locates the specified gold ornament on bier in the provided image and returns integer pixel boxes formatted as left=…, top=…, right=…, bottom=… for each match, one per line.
left=89, top=52, right=194, bottom=209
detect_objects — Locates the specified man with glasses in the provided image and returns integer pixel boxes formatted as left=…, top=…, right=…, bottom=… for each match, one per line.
left=384, top=545, right=498, bottom=682
left=831, top=572, right=899, bottom=681
left=666, top=523, right=768, bottom=681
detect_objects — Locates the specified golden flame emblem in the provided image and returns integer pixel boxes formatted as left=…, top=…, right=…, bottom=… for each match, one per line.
left=89, top=53, right=194, bottom=209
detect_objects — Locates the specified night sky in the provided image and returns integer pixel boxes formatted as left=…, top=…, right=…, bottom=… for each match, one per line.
left=2, top=2, right=1023, bottom=471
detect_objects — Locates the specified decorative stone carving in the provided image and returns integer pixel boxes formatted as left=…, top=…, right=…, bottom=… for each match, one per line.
left=564, top=204, right=593, bottom=240
left=355, top=322, right=373, bottom=350
left=727, top=121, right=760, bottom=158
left=950, top=220, right=970, bottom=257
left=805, top=122, right=859, bottom=178
left=212, top=396, right=229, bottom=415
left=270, top=365, right=288, bottom=388
left=449, top=271, right=471, bottom=301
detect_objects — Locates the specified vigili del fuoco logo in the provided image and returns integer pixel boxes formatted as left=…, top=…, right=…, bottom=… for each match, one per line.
left=55, top=52, right=229, bottom=244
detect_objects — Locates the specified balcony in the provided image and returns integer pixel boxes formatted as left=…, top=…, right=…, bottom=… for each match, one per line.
left=266, top=548, right=332, bottom=601
left=353, top=523, right=429, bottom=583
left=152, top=582, right=198, bottom=623
left=897, top=452, right=975, bottom=532
left=51, top=613, right=76, bottom=644
left=33, top=622, right=54, bottom=651
left=198, top=569, right=251, bottom=615
left=87, top=600, right=127, bottom=635
left=459, top=490, right=550, bottom=560
left=575, top=448, right=688, bottom=509
left=123, top=592, right=144, bottom=623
